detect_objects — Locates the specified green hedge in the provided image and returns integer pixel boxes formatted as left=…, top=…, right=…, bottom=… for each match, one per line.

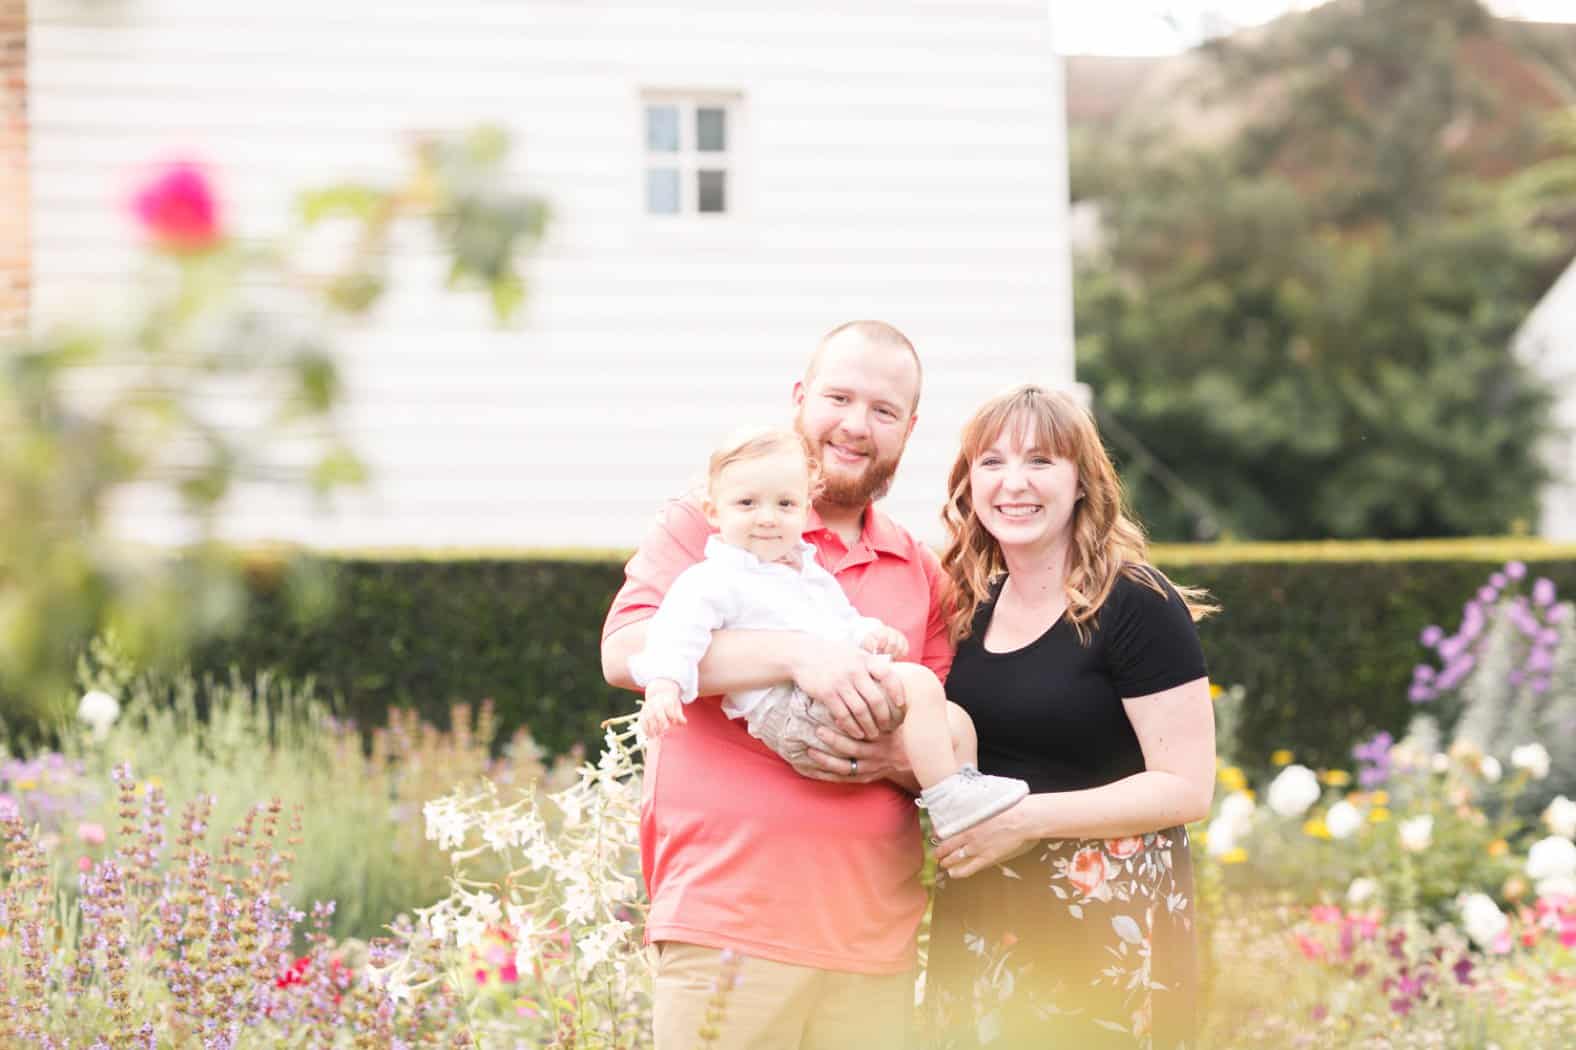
left=190, top=542, right=1576, bottom=774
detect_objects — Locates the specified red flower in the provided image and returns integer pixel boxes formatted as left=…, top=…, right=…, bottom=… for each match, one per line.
left=276, top=955, right=311, bottom=989
left=1067, top=847, right=1115, bottom=899
left=132, top=163, right=221, bottom=251
left=1105, top=836, right=1144, bottom=860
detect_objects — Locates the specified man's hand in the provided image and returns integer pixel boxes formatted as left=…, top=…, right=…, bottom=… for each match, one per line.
left=788, top=728, right=918, bottom=791
left=792, top=641, right=906, bottom=740
left=860, top=626, right=910, bottom=660
left=639, top=680, right=687, bottom=739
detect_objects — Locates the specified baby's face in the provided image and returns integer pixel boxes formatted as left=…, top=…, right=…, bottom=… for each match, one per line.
left=706, top=449, right=812, bottom=564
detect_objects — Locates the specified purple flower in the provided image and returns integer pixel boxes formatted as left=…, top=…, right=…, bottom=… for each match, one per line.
left=1550, top=604, right=1571, bottom=624
left=1533, top=578, right=1557, bottom=607
left=1408, top=683, right=1433, bottom=703
left=1453, top=956, right=1474, bottom=985
left=1539, top=627, right=1560, bottom=647
left=1419, top=625, right=1444, bottom=647
left=1506, top=561, right=1527, bottom=580
left=1490, top=572, right=1507, bottom=589
left=1412, top=664, right=1435, bottom=682
left=1478, top=586, right=1499, bottom=604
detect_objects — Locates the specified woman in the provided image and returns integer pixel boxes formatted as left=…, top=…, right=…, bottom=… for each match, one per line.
left=921, top=385, right=1217, bottom=1050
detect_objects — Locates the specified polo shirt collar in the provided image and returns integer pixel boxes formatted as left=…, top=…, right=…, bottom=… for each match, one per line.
left=803, top=505, right=912, bottom=561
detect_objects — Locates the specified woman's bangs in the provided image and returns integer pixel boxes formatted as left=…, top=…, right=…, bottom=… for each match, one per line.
left=969, top=392, right=1078, bottom=462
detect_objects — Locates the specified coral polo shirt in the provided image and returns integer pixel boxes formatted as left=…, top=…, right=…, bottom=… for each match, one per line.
left=602, top=497, right=953, bottom=974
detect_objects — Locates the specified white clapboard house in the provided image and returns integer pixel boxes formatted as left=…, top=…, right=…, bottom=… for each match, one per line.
left=1515, top=256, right=1576, bottom=540
left=27, top=0, right=1075, bottom=549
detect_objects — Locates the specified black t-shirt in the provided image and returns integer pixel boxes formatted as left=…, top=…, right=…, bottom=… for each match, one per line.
left=946, top=569, right=1208, bottom=795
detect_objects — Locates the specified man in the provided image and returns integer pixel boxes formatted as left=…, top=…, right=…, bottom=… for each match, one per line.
left=600, top=320, right=952, bottom=1049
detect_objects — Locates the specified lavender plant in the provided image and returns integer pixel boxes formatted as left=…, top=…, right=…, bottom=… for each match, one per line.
left=0, top=764, right=475, bottom=1047
left=1405, top=562, right=1575, bottom=810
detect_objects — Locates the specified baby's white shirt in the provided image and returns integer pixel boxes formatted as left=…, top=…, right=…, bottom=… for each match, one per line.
left=628, top=536, right=886, bottom=719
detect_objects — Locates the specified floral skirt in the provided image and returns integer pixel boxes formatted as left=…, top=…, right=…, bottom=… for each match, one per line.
left=921, top=828, right=1198, bottom=1050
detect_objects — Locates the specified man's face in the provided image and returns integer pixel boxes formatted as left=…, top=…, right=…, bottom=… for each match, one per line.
left=793, top=337, right=919, bottom=509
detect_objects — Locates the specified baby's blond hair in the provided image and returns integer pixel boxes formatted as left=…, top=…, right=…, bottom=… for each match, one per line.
left=706, top=426, right=821, bottom=496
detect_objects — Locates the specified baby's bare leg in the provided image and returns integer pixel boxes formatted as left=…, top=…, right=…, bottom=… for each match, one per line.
left=946, top=701, right=978, bottom=768
left=891, top=663, right=963, bottom=789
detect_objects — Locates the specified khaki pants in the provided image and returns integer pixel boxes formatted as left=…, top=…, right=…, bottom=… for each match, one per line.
left=650, top=941, right=913, bottom=1050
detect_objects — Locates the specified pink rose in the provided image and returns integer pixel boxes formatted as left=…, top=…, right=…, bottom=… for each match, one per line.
left=132, top=163, right=221, bottom=252
left=1067, top=846, right=1115, bottom=899
left=1106, top=836, right=1144, bottom=860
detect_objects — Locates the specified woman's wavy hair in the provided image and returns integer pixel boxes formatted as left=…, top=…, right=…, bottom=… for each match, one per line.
left=940, top=385, right=1217, bottom=644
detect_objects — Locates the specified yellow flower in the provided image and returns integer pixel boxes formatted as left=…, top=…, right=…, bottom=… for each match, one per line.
left=1303, top=817, right=1332, bottom=840
left=1320, top=769, right=1352, bottom=787
left=14, top=779, right=37, bottom=792
left=1210, top=683, right=1224, bottom=701
left=1221, top=848, right=1248, bottom=864
left=1370, top=791, right=1389, bottom=807
left=1488, top=839, right=1509, bottom=857
left=1271, top=750, right=1295, bottom=767
left=1368, top=808, right=1391, bottom=823
left=1218, top=767, right=1248, bottom=792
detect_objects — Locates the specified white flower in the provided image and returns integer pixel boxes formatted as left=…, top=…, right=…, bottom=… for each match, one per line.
left=1538, top=876, right=1576, bottom=899
left=1480, top=756, right=1502, bottom=784
left=1325, top=800, right=1363, bottom=840
left=1398, top=815, right=1434, bottom=853
left=1205, top=816, right=1240, bottom=858
left=1458, top=892, right=1508, bottom=950
left=77, top=690, right=120, bottom=739
left=1544, top=796, right=1576, bottom=840
left=1511, top=743, right=1552, bottom=781
left=1267, top=765, right=1322, bottom=819
left=1346, top=877, right=1379, bottom=906
left=1430, top=753, right=1450, bottom=774
left=1206, top=791, right=1256, bottom=857
left=1218, top=791, right=1256, bottom=828
left=1526, top=835, right=1576, bottom=896
left=422, top=798, right=470, bottom=851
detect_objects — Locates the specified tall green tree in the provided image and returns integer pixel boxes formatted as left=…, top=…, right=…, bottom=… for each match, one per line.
left=1077, top=0, right=1568, bottom=540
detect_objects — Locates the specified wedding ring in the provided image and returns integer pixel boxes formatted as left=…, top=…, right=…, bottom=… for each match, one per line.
left=849, top=757, right=859, bottom=776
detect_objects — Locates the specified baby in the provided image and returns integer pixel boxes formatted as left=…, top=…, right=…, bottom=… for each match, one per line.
left=630, top=426, right=1028, bottom=839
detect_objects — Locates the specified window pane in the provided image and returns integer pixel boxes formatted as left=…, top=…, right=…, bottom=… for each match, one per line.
left=697, top=107, right=727, bottom=152
left=646, top=168, right=681, bottom=214
left=697, top=169, right=727, bottom=213
left=646, top=105, right=680, bottom=152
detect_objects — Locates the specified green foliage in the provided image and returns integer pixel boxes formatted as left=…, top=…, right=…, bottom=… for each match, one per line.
left=175, top=546, right=1576, bottom=777
left=64, top=640, right=576, bottom=943
left=1074, top=0, right=1572, bottom=541
left=1, top=127, right=548, bottom=729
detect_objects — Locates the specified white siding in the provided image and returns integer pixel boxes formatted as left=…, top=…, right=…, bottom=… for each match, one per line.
left=29, top=0, right=1075, bottom=549
left=1515, top=257, right=1576, bottom=540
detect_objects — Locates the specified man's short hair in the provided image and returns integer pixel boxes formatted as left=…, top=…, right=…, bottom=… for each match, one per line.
left=805, top=320, right=923, bottom=412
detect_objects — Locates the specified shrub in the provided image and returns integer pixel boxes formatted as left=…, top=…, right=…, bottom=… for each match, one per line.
left=182, top=542, right=1576, bottom=771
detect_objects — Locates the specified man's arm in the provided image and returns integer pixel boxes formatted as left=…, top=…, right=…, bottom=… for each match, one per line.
left=603, top=622, right=901, bottom=740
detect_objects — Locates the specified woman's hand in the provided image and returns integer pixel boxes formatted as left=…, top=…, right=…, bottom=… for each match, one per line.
left=934, top=796, right=1040, bottom=879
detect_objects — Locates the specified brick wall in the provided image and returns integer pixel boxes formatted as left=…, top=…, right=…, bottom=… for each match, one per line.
left=0, top=0, right=27, bottom=337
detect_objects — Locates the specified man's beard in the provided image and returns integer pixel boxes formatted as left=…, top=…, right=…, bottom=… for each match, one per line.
left=813, top=441, right=902, bottom=508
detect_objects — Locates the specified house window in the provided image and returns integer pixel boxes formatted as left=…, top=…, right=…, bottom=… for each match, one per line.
left=643, top=95, right=736, bottom=216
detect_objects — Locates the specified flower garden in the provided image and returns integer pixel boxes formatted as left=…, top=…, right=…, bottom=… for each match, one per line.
left=0, top=562, right=1571, bottom=1047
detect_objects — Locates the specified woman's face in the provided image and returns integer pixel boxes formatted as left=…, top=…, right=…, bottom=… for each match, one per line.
left=968, top=423, right=1081, bottom=556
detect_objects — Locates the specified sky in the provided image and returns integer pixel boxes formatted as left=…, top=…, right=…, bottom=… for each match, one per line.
left=1056, top=1, right=1576, bottom=55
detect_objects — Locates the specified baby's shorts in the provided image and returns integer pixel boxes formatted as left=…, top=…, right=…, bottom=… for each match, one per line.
left=742, top=687, right=841, bottom=765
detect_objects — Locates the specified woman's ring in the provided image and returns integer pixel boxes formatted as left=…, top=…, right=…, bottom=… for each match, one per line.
left=848, top=757, right=859, bottom=776
left=957, top=847, right=968, bottom=860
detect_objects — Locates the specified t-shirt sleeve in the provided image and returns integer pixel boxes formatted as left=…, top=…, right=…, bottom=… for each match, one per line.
left=918, top=544, right=956, bottom=683
left=1103, top=569, right=1208, bottom=698
left=601, top=497, right=711, bottom=642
